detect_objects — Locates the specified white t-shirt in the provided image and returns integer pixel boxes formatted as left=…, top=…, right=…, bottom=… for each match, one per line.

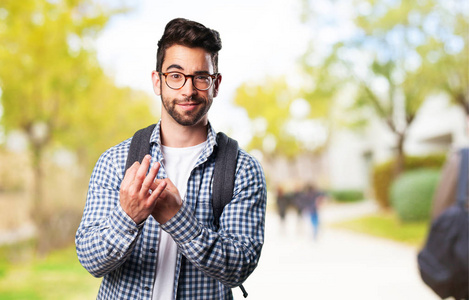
left=152, top=141, right=206, bottom=300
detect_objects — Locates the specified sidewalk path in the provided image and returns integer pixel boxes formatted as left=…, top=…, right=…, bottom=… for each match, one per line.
left=233, top=201, right=439, bottom=299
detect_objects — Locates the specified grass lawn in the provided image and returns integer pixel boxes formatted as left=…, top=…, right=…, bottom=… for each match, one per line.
left=329, top=211, right=431, bottom=248
left=0, top=245, right=101, bottom=300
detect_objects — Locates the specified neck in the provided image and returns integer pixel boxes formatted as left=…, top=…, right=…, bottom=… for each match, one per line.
left=160, top=116, right=208, bottom=148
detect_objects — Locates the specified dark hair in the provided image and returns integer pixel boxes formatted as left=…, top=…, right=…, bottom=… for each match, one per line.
left=156, top=18, right=222, bottom=72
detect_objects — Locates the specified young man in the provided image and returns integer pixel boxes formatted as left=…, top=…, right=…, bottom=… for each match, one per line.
left=75, top=18, right=267, bottom=299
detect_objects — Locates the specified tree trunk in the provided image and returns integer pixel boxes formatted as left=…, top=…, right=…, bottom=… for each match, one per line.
left=393, top=132, right=406, bottom=178
left=30, top=142, right=51, bottom=255
left=25, top=123, right=51, bottom=256
left=30, top=145, right=44, bottom=224
left=455, top=93, right=468, bottom=116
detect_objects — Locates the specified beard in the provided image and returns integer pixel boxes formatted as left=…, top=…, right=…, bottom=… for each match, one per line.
left=161, top=93, right=213, bottom=126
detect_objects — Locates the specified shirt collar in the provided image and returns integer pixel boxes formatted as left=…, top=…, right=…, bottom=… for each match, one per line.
left=150, top=120, right=218, bottom=163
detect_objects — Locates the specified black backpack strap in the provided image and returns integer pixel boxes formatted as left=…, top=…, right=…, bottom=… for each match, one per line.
left=456, top=148, right=469, bottom=207
left=212, top=132, right=239, bottom=229
left=214, top=132, right=248, bottom=298
left=125, top=124, right=157, bottom=172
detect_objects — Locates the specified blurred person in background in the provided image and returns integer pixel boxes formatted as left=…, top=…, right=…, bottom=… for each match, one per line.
left=75, top=18, right=267, bottom=300
left=297, top=184, right=326, bottom=240
left=276, top=185, right=288, bottom=223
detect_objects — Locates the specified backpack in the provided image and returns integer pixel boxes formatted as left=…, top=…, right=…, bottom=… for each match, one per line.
left=417, top=148, right=469, bottom=300
left=125, top=124, right=249, bottom=298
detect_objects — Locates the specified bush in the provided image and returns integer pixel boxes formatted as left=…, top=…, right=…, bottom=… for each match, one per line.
left=328, top=189, right=364, bottom=202
left=390, top=169, right=440, bottom=222
left=372, top=154, right=446, bottom=208
left=372, top=160, right=395, bottom=208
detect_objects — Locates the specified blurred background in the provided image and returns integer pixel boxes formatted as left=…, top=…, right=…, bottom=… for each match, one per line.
left=0, top=0, right=467, bottom=299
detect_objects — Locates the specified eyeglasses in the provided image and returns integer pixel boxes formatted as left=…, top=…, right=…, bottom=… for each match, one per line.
left=158, top=71, right=219, bottom=91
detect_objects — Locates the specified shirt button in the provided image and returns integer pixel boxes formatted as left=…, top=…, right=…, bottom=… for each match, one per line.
left=128, top=230, right=135, bottom=235
left=144, top=287, right=150, bottom=291
left=150, top=248, right=156, bottom=253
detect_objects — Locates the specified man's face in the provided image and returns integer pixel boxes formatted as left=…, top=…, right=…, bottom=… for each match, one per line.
left=152, top=45, right=221, bottom=127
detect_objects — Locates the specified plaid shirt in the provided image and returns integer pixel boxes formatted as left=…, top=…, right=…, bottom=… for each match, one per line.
left=75, top=122, right=267, bottom=299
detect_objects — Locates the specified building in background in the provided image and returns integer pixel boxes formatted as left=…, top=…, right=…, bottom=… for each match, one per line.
left=327, top=95, right=468, bottom=194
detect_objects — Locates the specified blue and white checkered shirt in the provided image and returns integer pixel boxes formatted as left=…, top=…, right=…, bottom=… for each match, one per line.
left=75, top=122, right=267, bottom=299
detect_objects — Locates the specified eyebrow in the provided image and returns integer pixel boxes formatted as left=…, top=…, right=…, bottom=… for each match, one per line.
left=165, top=64, right=211, bottom=74
left=166, top=64, right=184, bottom=72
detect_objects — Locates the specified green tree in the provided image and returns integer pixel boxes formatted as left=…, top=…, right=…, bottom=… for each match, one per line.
left=0, top=0, right=107, bottom=210
left=234, top=77, right=297, bottom=157
left=300, top=0, right=467, bottom=176
left=233, top=75, right=334, bottom=191
left=234, top=76, right=331, bottom=158
left=0, top=0, right=155, bottom=252
left=60, top=72, right=156, bottom=174
left=414, top=1, right=468, bottom=116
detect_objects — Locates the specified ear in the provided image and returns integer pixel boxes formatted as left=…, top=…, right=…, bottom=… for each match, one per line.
left=213, top=73, right=222, bottom=98
left=151, top=71, right=162, bottom=96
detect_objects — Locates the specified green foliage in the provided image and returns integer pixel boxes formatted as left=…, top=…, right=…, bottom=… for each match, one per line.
left=1, top=0, right=110, bottom=132
left=331, top=212, right=430, bottom=247
left=233, top=74, right=333, bottom=159
left=328, top=189, right=364, bottom=202
left=0, top=1, right=156, bottom=257
left=390, top=169, right=440, bottom=222
left=413, top=1, right=469, bottom=115
left=299, top=44, right=343, bottom=119
left=0, top=245, right=100, bottom=299
left=233, top=77, right=302, bottom=157
left=0, top=239, right=36, bottom=279
left=59, top=78, right=157, bottom=172
left=372, top=154, right=446, bottom=208
left=301, top=0, right=468, bottom=177
left=0, top=1, right=155, bottom=171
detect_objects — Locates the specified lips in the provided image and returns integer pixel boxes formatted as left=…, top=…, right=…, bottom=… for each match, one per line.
left=177, top=102, right=200, bottom=111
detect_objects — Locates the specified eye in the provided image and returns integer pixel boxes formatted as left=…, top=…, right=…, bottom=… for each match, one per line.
left=169, top=73, right=183, bottom=80
left=195, top=75, right=210, bottom=82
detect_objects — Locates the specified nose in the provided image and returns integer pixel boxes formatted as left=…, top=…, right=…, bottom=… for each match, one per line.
left=180, top=77, right=197, bottom=97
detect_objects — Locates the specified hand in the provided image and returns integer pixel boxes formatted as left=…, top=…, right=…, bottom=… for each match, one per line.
left=151, top=178, right=183, bottom=224
left=119, top=155, right=167, bottom=224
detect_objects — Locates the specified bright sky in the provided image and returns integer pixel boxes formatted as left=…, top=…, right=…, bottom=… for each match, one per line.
left=96, top=0, right=309, bottom=145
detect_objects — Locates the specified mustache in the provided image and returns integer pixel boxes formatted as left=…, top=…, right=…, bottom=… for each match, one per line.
left=174, top=97, right=204, bottom=104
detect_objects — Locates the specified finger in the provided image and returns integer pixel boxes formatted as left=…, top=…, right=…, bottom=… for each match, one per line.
left=149, top=180, right=167, bottom=202
left=131, top=155, right=151, bottom=191
left=151, top=179, right=166, bottom=193
left=140, top=161, right=160, bottom=197
left=121, top=161, right=139, bottom=189
left=155, top=178, right=180, bottom=198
